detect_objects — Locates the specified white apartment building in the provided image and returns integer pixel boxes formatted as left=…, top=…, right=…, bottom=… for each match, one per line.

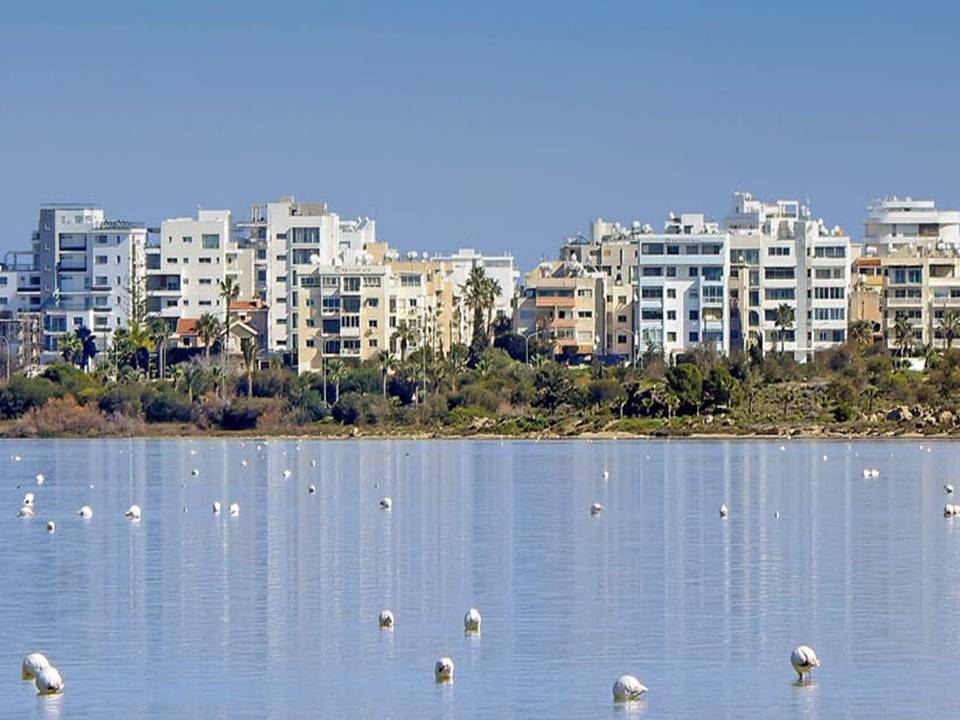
left=726, top=192, right=850, bottom=357
left=32, top=205, right=149, bottom=358
left=636, top=213, right=730, bottom=357
left=242, top=199, right=372, bottom=360
left=433, top=247, right=517, bottom=320
left=864, top=196, right=960, bottom=253
left=147, top=210, right=237, bottom=327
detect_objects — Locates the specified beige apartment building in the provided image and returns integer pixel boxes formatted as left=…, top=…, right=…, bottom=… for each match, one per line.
left=513, top=260, right=605, bottom=360
left=879, top=248, right=960, bottom=350
left=560, top=220, right=638, bottom=361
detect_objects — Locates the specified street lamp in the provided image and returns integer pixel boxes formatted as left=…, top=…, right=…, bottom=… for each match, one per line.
left=520, top=328, right=544, bottom=365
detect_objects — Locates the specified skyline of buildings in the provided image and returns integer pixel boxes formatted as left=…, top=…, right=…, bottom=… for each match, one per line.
left=0, top=191, right=955, bottom=373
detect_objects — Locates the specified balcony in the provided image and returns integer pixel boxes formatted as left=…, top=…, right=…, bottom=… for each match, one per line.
left=535, top=295, right=576, bottom=308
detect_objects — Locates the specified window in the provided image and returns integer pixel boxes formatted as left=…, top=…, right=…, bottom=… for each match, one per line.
left=578, top=310, right=593, bottom=319
left=199, top=257, right=212, bottom=264
left=641, top=243, right=664, bottom=255
left=689, top=310, right=699, bottom=321
left=617, top=314, right=627, bottom=323
left=689, top=267, right=699, bottom=277
left=813, top=286, right=845, bottom=300
left=369, top=319, right=378, bottom=328
left=641, top=287, right=661, bottom=299
left=666, top=288, right=676, bottom=299
left=667, top=332, right=677, bottom=342
left=702, top=286, right=723, bottom=301
left=369, top=338, right=378, bottom=348
left=667, top=310, right=676, bottom=320
left=306, top=339, right=315, bottom=348
left=666, top=267, right=676, bottom=277
left=291, top=227, right=320, bottom=244
left=701, top=243, right=722, bottom=255
left=341, top=315, right=360, bottom=328
left=166, top=258, right=178, bottom=265
left=182, top=236, right=193, bottom=244
left=689, top=331, right=699, bottom=342
left=768, top=246, right=790, bottom=256
left=96, top=235, right=109, bottom=245
left=199, top=278, right=212, bottom=285
left=199, top=300, right=212, bottom=307
left=617, top=334, right=628, bottom=343
left=642, top=267, right=662, bottom=277
left=95, top=255, right=108, bottom=265
left=577, top=289, right=592, bottom=298
left=764, top=267, right=795, bottom=280
left=667, top=245, right=679, bottom=255
left=363, top=276, right=382, bottom=287
left=400, top=274, right=421, bottom=287
left=813, top=245, right=846, bottom=258
left=201, top=234, right=220, bottom=250
left=343, top=277, right=361, bottom=292
left=813, top=308, right=846, bottom=321
left=641, top=309, right=662, bottom=320
left=765, top=288, right=795, bottom=300
left=702, top=267, right=723, bottom=281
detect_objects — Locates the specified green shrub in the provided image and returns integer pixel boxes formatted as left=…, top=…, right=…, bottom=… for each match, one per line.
left=833, top=402, right=854, bottom=422
left=332, top=393, right=363, bottom=424
left=251, top=368, right=288, bottom=398
left=0, top=375, right=60, bottom=418
left=586, top=378, right=625, bottom=406
left=219, top=398, right=271, bottom=430
left=99, top=383, right=150, bottom=416
left=459, top=384, right=501, bottom=413
left=143, top=389, right=193, bottom=423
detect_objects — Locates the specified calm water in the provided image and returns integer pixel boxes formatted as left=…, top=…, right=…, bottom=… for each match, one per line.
left=3, top=438, right=960, bottom=718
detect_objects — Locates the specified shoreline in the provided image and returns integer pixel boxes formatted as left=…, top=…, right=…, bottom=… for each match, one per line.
left=0, top=424, right=952, bottom=442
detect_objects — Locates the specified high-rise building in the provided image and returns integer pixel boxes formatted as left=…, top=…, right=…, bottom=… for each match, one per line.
left=31, top=204, right=149, bottom=358
left=726, top=192, right=850, bottom=358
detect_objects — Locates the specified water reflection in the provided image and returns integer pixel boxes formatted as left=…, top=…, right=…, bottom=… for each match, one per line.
left=2, top=439, right=960, bottom=717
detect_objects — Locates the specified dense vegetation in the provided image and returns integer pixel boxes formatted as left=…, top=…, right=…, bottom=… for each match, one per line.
left=3, top=322, right=960, bottom=437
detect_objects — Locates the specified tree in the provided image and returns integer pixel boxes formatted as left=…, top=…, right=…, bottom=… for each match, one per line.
left=774, top=303, right=795, bottom=355
left=327, top=359, right=346, bottom=403
left=217, top=276, right=241, bottom=401
left=848, top=320, right=873, bottom=349
left=463, top=265, right=500, bottom=366
left=940, top=310, right=960, bottom=350
left=863, top=385, right=880, bottom=414
left=147, top=316, right=172, bottom=379
left=375, top=351, right=394, bottom=397
left=75, top=326, right=98, bottom=371
left=59, top=333, right=83, bottom=366
left=666, top=363, right=704, bottom=415
left=893, top=312, right=914, bottom=359
left=393, top=321, right=418, bottom=363
left=240, top=336, right=257, bottom=398
left=196, top=313, right=221, bottom=361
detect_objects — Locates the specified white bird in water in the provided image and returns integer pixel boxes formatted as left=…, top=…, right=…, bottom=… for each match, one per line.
left=23, top=492, right=34, bottom=507
left=378, top=609, right=395, bottom=629
left=17, top=506, right=34, bottom=518
left=35, top=665, right=64, bottom=695
left=602, top=470, right=609, bottom=480
left=21, top=652, right=50, bottom=680
left=229, top=502, right=240, bottom=517
left=13, top=455, right=22, bottom=462
left=35, top=474, right=45, bottom=485
left=282, top=470, right=292, bottom=478
left=46, top=521, right=55, bottom=533
left=125, top=505, right=141, bottom=522
left=778, top=445, right=786, bottom=452
left=612, top=674, right=648, bottom=702
left=191, top=469, right=199, bottom=476
left=945, top=504, right=959, bottom=518
left=379, top=497, right=392, bottom=510
left=434, top=657, right=454, bottom=683
left=774, top=511, right=781, bottom=519
left=719, top=503, right=729, bottom=518
left=945, top=484, right=954, bottom=495
left=78, top=505, right=93, bottom=519
left=310, top=459, right=317, bottom=467
left=241, top=460, right=247, bottom=467
left=308, top=484, right=316, bottom=495
left=590, top=503, right=604, bottom=517
left=790, top=645, right=820, bottom=682
left=212, top=501, right=221, bottom=515
left=463, top=608, right=482, bottom=633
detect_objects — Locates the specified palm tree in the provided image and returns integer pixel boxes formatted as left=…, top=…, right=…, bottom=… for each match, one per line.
left=59, top=332, right=82, bottom=366
left=774, top=303, right=795, bottom=355
left=939, top=310, right=960, bottom=350
left=123, top=321, right=155, bottom=373
left=327, top=359, right=346, bottom=403
left=462, top=266, right=500, bottom=364
left=196, top=313, right=221, bottom=361
left=240, top=336, right=257, bottom=398
left=147, top=316, right=172, bottom=379
left=893, top=312, right=914, bottom=358
left=848, top=319, right=873, bottom=348
left=393, top=321, right=418, bottom=363
left=218, top=276, right=241, bottom=358
left=76, top=326, right=98, bottom=371
left=182, top=360, right=207, bottom=404
left=375, top=350, right=394, bottom=397
left=864, top=385, right=880, bottom=414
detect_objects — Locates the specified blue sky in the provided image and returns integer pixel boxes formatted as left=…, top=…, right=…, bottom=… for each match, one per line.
left=1, top=0, right=958, bottom=268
